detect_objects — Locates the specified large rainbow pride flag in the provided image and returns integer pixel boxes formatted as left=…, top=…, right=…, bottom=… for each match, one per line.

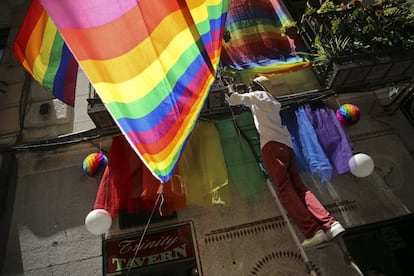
left=40, top=0, right=229, bottom=182
left=13, top=0, right=78, bottom=106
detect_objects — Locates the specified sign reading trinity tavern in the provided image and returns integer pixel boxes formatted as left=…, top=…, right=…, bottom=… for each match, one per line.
left=104, top=223, right=195, bottom=274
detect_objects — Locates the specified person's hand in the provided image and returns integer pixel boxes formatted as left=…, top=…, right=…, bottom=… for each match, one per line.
left=227, top=84, right=236, bottom=95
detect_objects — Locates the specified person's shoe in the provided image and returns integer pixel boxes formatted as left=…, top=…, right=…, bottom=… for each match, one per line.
left=325, top=221, right=345, bottom=240
left=301, top=230, right=328, bottom=248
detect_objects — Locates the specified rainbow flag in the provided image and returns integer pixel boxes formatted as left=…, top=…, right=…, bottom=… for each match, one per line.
left=41, top=0, right=229, bottom=182
left=13, top=0, right=78, bottom=106
left=221, top=0, right=305, bottom=70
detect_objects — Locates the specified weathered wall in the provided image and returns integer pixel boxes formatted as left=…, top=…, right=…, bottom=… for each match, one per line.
left=2, top=1, right=414, bottom=274
left=2, top=139, right=112, bottom=276
left=0, top=2, right=95, bottom=146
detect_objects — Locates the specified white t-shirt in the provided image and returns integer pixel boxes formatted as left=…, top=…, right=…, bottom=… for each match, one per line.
left=227, top=90, right=293, bottom=149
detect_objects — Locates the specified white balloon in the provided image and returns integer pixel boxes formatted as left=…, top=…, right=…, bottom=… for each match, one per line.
left=85, top=209, right=112, bottom=235
left=348, top=153, right=374, bottom=177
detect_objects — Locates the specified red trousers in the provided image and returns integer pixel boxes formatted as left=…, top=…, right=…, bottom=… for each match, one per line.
left=262, top=141, right=335, bottom=238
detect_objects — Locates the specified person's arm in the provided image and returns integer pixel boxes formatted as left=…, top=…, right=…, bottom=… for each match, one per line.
left=227, top=91, right=256, bottom=107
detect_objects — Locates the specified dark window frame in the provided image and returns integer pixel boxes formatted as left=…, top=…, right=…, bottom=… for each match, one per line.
left=0, top=28, right=11, bottom=64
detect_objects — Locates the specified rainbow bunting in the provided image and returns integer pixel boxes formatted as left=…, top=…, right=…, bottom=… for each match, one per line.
left=40, top=0, right=229, bottom=182
left=13, top=0, right=78, bottom=106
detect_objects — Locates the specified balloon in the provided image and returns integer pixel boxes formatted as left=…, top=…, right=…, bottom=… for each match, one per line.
left=85, top=209, right=112, bottom=235
left=336, top=104, right=360, bottom=126
left=348, top=153, right=374, bottom=177
left=82, top=152, right=108, bottom=176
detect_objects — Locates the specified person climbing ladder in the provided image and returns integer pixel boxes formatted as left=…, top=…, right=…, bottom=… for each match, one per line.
left=226, top=83, right=345, bottom=248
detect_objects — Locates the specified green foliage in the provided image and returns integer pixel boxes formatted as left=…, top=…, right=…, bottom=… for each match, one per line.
left=330, top=17, right=342, bottom=34
left=297, top=35, right=351, bottom=69
left=317, top=0, right=337, bottom=13
left=301, top=0, right=414, bottom=70
left=314, top=35, right=351, bottom=66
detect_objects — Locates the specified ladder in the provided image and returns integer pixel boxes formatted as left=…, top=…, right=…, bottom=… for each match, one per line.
left=266, top=178, right=363, bottom=276
left=232, top=111, right=364, bottom=276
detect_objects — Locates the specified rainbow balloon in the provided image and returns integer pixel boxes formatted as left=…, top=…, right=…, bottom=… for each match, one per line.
left=83, top=153, right=108, bottom=177
left=336, top=104, right=360, bottom=126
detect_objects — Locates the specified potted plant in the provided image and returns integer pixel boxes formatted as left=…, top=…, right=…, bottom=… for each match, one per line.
left=300, top=0, right=414, bottom=90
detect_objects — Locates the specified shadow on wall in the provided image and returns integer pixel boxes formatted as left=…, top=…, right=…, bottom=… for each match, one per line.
left=2, top=163, right=101, bottom=275
left=13, top=166, right=99, bottom=237
left=0, top=152, right=18, bottom=274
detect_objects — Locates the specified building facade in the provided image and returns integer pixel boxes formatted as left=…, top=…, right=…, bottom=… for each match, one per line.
left=1, top=1, right=414, bottom=275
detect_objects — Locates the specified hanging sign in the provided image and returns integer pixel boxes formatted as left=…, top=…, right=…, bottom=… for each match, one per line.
left=103, top=223, right=196, bottom=274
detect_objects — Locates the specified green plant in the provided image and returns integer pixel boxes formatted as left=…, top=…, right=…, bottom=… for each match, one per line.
left=330, top=17, right=342, bottom=34
left=318, top=35, right=351, bottom=63
left=381, top=2, right=414, bottom=44
left=280, top=20, right=298, bottom=38
left=300, top=0, right=414, bottom=74
left=317, top=0, right=337, bottom=13
left=297, top=35, right=351, bottom=69
left=315, top=1, right=413, bottom=53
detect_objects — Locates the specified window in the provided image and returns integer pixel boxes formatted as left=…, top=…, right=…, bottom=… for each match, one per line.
left=281, top=0, right=308, bottom=21
left=0, top=28, right=10, bottom=63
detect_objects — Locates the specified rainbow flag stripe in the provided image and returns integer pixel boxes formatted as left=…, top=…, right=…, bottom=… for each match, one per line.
left=270, top=0, right=290, bottom=26
left=13, top=0, right=78, bottom=106
left=41, top=0, right=229, bottom=182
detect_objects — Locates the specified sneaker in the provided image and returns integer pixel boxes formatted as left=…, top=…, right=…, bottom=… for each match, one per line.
left=301, top=230, right=328, bottom=248
left=325, top=221, right=345, bottom=240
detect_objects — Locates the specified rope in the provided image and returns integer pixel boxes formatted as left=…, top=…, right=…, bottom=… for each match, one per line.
left=125, top=191, right=163, bottom=276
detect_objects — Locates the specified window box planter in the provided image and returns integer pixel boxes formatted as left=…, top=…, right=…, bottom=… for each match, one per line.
left=318, top=52, right=414, bottom=91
